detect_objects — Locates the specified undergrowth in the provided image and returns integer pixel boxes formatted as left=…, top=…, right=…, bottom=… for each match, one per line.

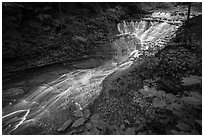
left=57, top=74, right=201, bottom=135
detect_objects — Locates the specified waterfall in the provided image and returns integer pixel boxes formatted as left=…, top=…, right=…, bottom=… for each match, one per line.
left=2, top=12, right=181, bottom=134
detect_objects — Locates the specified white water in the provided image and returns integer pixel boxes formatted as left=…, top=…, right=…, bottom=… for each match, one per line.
left=2, top=13, right=181, bottom=134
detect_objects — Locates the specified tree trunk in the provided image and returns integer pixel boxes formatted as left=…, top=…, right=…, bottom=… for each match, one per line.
left=187, top=2, right=191, bottom=20
left=58, top=2, right=63, bottom=25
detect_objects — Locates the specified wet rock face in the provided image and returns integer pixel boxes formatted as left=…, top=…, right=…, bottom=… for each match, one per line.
left=117, top=21, right=153, bottom=36
left=111, top=18, right=180, bottom=66
left=118, top=20, right=179, bottom=42
left=112, top=35, right=141, bottom=64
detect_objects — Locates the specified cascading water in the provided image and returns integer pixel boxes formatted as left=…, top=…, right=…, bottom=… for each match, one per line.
left=2, top=12, right=182, bottom=134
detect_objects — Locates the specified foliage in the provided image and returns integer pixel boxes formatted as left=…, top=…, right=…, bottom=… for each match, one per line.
left=182, top=75, right=201, bottom=86
left=64, top=75, right=201, bottom=135
left=3, top=2, right=145, bottom=73
left=55, top=67, right=201, bottom=135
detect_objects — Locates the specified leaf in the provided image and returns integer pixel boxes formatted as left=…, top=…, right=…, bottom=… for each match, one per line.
left=170, top=130, right=180, bottom=135
left=57, top=119, right=72, bottom=132
left=137, top=131, right=147, bottom=135
left=72, top=118, right=86, bottom=128
left=166, top=105, right=174, bottom=111
left=90, top=127, right=100, bottom=135
left=166, top=93, right=177, bottom=102
left=191, top=129, right=200, bottom=135
left=173, top=110, right=188, bottom=118
left=139, top=89, right=150, bottom=96
left=85, top=122, right=92, bottom=129
left=182, top=116, right=194, bottom=126
left=152, top=98, right=166, bottom=108
left=124, top=119, right=130, bottom=124
left=143, top=85, right=149, bottom=91
left=53, top=19, right=61, bottom=26
left=90, top=114, right=99, bottom=123
left=116, top=128, right=125, bottom=135
left=120, top=124, right=125, bottom=129
left=125, top=127, right=135, bottom=135
left=73, top=36, right=87, bottom=42
left=171, top=130, right=189, bottom=135
left=195, top=120, right=202, bottom=126
left=139, top=87, right=157, bottom=97
left=190, top=92, right=202, bottom=100
left=176, top=122, right=191, bottom=131
left=157, top=90, right=166, bottom=98
left=73, top=109, right=83, bottom=117
left=182, top=75, right=201, bottom=86
left=159, top=118, right=170, bottom=125
left=181, top=97, right=202, bottom=105
left=170, top=103, right=182, bottom=110
left=84, top=131, right=91, bottom=135
left=148, top=87, right=159, bottom=97
left=84, top=109, right=90, bottom=118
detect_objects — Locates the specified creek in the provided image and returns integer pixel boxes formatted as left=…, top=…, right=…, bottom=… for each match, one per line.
left=2, top=12, right=181, bottom=134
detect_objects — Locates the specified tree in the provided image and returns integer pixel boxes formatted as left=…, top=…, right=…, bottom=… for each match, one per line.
left=187, top=2, right=191, bottom=20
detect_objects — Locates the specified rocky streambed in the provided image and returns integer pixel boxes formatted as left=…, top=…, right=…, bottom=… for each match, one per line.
left=2, top=10, right=201, bottom=135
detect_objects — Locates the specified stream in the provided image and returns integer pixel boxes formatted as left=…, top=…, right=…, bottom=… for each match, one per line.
left=2, top=12, right=182, bottom=134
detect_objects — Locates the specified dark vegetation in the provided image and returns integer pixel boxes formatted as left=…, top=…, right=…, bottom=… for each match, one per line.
left=3, top=2, right=187, bottom=73
left=2, top=2, right=202, bottom=135
left=3, top=2, right=147, bottom=74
